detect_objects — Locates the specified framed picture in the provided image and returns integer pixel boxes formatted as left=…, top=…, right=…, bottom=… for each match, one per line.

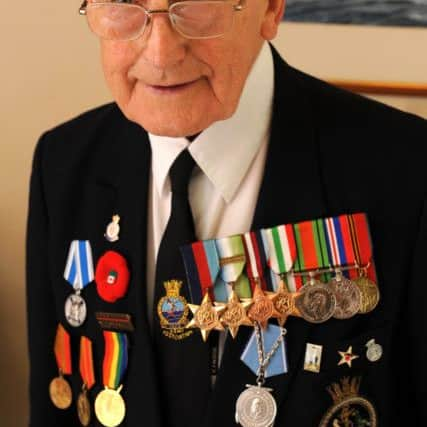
left=284, top=0, right=427, bottom=27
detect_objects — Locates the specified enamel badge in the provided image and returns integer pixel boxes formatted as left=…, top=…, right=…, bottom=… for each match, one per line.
left=319, top=377, right=377, bottom=427
left=157, top=280, right=192, bottom=340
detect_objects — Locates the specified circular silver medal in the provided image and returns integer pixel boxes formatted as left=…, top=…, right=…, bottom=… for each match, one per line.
left=366, top=339, right=383, bottom=362
left=295, top=282, right=336, bottom=324
left=235, top=385, right=277, bottom=427
left=65, top=293, right=87, bottom=327
left=329, top=276, right=361, bottom=319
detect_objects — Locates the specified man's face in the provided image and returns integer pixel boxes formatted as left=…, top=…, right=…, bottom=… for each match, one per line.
left=100, top=0, right=284, bottom=136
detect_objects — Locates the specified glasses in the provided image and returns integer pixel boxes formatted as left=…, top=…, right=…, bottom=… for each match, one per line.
left=79, top=0, right=246, bottom=41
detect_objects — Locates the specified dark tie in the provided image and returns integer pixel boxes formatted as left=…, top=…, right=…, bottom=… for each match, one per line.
left=153, top=149, right=211, bottom=427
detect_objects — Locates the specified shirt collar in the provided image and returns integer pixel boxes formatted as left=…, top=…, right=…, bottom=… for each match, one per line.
left=149, top=42, right=274, bottom=202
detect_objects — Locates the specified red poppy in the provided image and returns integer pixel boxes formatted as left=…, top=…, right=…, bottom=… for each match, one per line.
left=95, top=251, right=130, bottom=303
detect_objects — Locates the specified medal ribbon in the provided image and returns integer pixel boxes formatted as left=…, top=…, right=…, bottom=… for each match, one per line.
left=64, top=240, right=94, bottom=291
left=181, top=239, right=220, bottom=304
left=80, top=336, right=95, bottom=390
left=215, top=235, right=251, bottom=298
left=324, top=215, right=356, bottom=268
left=348, top=213, right=377, bottom=281
left=54, top=324, right=72, bottom=375
left=243, top=230, right=271, bottom=291
left=293, top=219, right=331, bottom=272
left=102, top=331, right=128, bottom=390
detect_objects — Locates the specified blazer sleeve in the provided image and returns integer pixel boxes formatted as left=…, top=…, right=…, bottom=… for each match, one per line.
left=26, top=134, right=74, bottom=426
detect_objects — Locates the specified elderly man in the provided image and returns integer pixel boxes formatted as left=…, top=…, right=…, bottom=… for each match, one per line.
left=26, top=0, right=427, bottom=426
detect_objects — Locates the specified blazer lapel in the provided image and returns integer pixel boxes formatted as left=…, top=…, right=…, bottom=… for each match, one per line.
left=88, top=109, right=163, bottom=426
left=205, top=46, right=329, bottom=426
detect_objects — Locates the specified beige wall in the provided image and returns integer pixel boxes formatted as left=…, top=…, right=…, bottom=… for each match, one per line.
left=1, top=3, right=426, bottom=424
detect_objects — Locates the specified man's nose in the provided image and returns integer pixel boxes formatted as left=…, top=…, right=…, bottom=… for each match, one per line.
left=140, top=13, right=187, bottom=69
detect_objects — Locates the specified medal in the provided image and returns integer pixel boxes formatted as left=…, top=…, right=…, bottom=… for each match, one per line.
left=366, top=339, right=383, bottom=362
left=235, top=322, right=281, bottom=427
left=248, top=285, right=281, bottom=329
left=328, top=270, right=361, bottom=319
left=49, top=324, right=72, bottom=409
left=157, top=280, right=192, bottom=340
left=95, top=331, right=128, bottom=427
left=319, top=377, right=377, bottom=427
left=95, top=250, right=130, bottom=303
left=263, top=225, right=301, bottom=325
left=348, top=213, right=380, bottom=313
left=63, top=240, right=94, bottom=327
left=105, top=214, right=120, bottom=242
left=181, top=240, right=224, bottom=341
left=78, top=336, right=95, bottom=426
left=338, top=346, right=359, bottom=367
left=216, top=235, right=253, bottom=337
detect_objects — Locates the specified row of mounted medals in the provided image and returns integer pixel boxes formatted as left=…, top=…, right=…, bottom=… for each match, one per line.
left=175, top=266, right=380, bottom=342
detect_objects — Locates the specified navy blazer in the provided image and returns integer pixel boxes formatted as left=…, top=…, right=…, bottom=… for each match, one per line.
left=27, top=46, right=427, bottom=426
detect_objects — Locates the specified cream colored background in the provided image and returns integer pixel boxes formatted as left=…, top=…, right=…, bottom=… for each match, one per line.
left=1, top=1, right=426, bottom=424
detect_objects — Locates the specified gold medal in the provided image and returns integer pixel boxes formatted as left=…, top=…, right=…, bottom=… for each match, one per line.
left=95, top=386, right=126, bottom=427
left=187, top=292, right=226, bottom=342
left=355, top=275, right=380, bottom=314
left=49, top=375, right=72, bottom=409
left=219, top=290, right=252, bottom=338
left=77, top=389, right=91, bottom=426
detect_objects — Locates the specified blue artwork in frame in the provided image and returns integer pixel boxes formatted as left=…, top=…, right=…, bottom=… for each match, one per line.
left=284, top=0, right=427, bottom=27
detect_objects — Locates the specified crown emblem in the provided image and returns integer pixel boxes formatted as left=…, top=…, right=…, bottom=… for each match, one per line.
left=163, top=280, right=182, bottom=297
left=327, top=377, right=361, bottom=404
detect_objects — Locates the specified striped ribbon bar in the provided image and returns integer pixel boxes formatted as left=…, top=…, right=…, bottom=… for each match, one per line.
left=264, top=225, right=298, bottom=291
left=64, top=240, right=94, bottom=291
left=293, top=219, right=332, bottom=283
left=181, top=239, right=220, bottom=304
left=102, top=331, right=128, bottom=390
left=243, top=230, right=273, bottom=292
left=54, top=324, right=72, bottom=375
left=348, top=213, right=377, bottom=282
left=80, top=336, right=95, bottom=390
left=215, top=235, right=251, bottom=299
left=323, top=215, right=356, bottom=278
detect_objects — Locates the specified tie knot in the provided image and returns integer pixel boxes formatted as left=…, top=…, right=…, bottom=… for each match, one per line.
left=169, top=149, right=195, bottom=194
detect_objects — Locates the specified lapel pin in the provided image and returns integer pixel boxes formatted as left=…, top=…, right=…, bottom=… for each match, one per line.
left=105, top=214, right=120, bottom=242
left=338, top=346, right=359, bottom=368
left=304, top=343, right=323, bottom=373
left=365, top=339, right=383, bottom=362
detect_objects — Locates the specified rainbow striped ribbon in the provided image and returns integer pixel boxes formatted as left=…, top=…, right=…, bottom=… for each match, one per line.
left=180, top=239, right=220, bottom=304
left=54, top=324, right=72, bottom=375
left=102, top=331, right=128, bottom=390
left=80, top=336, right=95, bottom=390
left=243, top=230, right=272, bottom=292
left=215, top=235, right=251, bottom=299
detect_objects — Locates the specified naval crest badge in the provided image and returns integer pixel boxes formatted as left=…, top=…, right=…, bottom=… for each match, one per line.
left=157, top=280, right=192, bottom=340
left=319, top=377, right=377, bottom=427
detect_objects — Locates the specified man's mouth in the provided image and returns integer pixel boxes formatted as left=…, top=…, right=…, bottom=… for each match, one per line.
left=145, top=79, right=199, bottom=93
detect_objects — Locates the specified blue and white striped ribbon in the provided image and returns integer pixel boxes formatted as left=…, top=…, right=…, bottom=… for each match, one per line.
left=64, top=240, right=94, bottom=291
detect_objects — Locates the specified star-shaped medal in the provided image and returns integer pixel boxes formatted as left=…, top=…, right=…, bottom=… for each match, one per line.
left=186, top=292, right=225, bottom=342
left=218, top=291, right=252, bottom=339
left=338, top=346, right=359, bottom=368
left=270, top=281, right=301, bottom=327
left=248, top=285, right=281, bottom=329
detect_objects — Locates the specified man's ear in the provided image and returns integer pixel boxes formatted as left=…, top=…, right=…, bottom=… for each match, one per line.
left=260, top=0, right=286, bottom=40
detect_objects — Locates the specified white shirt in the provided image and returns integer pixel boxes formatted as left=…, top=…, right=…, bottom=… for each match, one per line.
left=147, top=43, right=275, bottom=334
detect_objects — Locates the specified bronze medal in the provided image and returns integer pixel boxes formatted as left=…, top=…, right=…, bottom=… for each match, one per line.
left=248, top=285, right=281, bottom=329
left=355, top=276, right=380, bottom=314
left=219, top=291, right=252, bottom=339
left=329, top=274, right=361, bottom=319
left=271, top=281, right=301, bottom=326
left=319, top=377, right=377, bottom=427
left=296, top=282, right=336, bottom=324
left=77, top=390, right=91, bottom=426
left=49, top=375, right=72, bottom=409
left=95, top=387, right=126, bottom=427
